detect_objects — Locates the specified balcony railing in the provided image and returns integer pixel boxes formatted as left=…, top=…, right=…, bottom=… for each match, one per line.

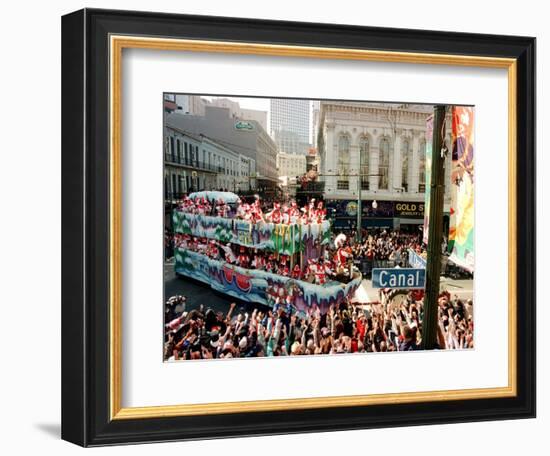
left=164, top=152, right=218, bottom=173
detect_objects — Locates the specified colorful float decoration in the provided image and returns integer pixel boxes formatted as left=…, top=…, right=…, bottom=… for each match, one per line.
left=173, top=192, right=362, bottom=315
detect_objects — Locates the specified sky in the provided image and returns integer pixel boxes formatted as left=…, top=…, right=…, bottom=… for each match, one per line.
left=202, top=96, right=271, bottom=113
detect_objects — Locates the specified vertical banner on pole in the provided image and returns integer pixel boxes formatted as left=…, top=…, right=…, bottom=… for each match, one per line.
left=448, top=107, right=475, bottom=272
left=422, top=115, right=434, bottom=245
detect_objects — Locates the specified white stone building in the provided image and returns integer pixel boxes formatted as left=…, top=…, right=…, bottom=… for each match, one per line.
left=317, top=101, right=452, bottom=230
left=277, top=152, right=307, bottom=179
left=164, top=127, right=256, bottom=196
left=317, top=102, right=451, bottom=201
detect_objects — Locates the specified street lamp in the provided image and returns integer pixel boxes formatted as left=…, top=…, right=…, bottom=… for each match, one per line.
left=355, top=143, right=383, bottom=244
left=356, top=181, right=379, bottom=244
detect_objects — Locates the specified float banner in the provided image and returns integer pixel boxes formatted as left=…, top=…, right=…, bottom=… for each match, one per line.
left=173, top=211, right=332, bottom=256
left=448, top=106, right=475, bottom=272
left=174, top=249, right=362, bottom=315
left=423, top=115, right=434, bottom=244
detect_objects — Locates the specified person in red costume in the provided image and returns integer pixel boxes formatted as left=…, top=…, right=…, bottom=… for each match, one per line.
left=251, top=250, right=264, bottom=270
left=266, top=202, right=282, bottom=224
left=281, top=263, right=290, bottom=277
left=291, top=263, right=302, bottom=280
left=237, top=246, right=249, bottom=268
left=314, top=259, right=327, bottom=285
left=334, top=233, right=352, bottom=277
left=315, top=201, right=326, bottom=223
left=251, top=195, right=264, bottom=223
left=289, top=201, right=300, bottom=223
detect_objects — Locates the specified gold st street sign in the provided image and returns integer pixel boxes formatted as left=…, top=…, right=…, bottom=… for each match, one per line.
left=394, top=202, right=425, bottom=217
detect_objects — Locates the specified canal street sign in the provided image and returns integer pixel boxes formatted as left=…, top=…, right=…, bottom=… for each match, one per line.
left=372, top=268, right=426, bottom=289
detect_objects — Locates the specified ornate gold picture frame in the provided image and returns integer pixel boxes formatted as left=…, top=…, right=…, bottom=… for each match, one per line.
left=62, top=8, right=535, bottom=446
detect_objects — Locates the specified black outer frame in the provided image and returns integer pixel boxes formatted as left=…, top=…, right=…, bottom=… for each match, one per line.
left=61, top=8, right=536, bottom=447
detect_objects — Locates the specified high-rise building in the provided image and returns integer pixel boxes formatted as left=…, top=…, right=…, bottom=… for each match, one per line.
left=270, top=99, right=311, bottom=154
left=311, top=100, right=321, bottom=147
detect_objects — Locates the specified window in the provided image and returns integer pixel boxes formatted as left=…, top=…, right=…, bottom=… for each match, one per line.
left=419, top=140, right=426, bottom=192
left=171, top=174, right=177, bottom=198
left=401, top=138, right=410, bottom=192
left=338, top=134, right=350, bottom=189
left=359, top=136, right=369, bottom=190
left=178, top=175, right=185, bottom=195
left=379, top=137, right=390, bottom=190
left=169, top=136, right=175, bottom=160
left=337, top=180, right=349, bottom=190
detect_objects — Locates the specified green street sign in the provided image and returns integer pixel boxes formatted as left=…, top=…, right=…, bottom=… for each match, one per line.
left=234, top=120, right=255, bottom=131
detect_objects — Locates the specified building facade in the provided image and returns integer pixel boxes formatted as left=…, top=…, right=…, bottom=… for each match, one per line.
left=165, top=106, right=277, bottom=190
left=305, top=147, right=320, bottom=172
left=164, top=126, right=256, bottom=198
left=317, top=101, right=452, bottom=230
left=164, top=129, right=217, bottom=199
left=277, top=152, right=307, bottom=179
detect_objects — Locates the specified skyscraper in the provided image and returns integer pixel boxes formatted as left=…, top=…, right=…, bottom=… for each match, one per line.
left=269, top=99, right=311, bottom=155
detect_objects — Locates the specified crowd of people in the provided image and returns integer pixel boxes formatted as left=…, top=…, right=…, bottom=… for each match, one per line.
left=351, top=229, right=424, bottom=266
left=164, top=288, right=474, bottom=361
left=177, top=194, right=327, bottom=225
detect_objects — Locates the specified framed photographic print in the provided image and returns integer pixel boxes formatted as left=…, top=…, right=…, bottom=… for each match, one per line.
left=61, top=8, right=536, bottom=447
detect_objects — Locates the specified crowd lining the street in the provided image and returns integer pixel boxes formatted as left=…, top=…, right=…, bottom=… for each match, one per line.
left=351, top=229, right=424, bottom=265
left=164, top=289, right=474, bottom=361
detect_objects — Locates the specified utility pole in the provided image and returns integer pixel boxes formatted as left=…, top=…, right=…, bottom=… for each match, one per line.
left=421, top=105, right=447, bottom=350
left=356, top=159, right=362, bottom=244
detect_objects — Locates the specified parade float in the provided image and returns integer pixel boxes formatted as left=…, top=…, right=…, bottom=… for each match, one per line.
left=173, top=191, right=362, bottom=315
